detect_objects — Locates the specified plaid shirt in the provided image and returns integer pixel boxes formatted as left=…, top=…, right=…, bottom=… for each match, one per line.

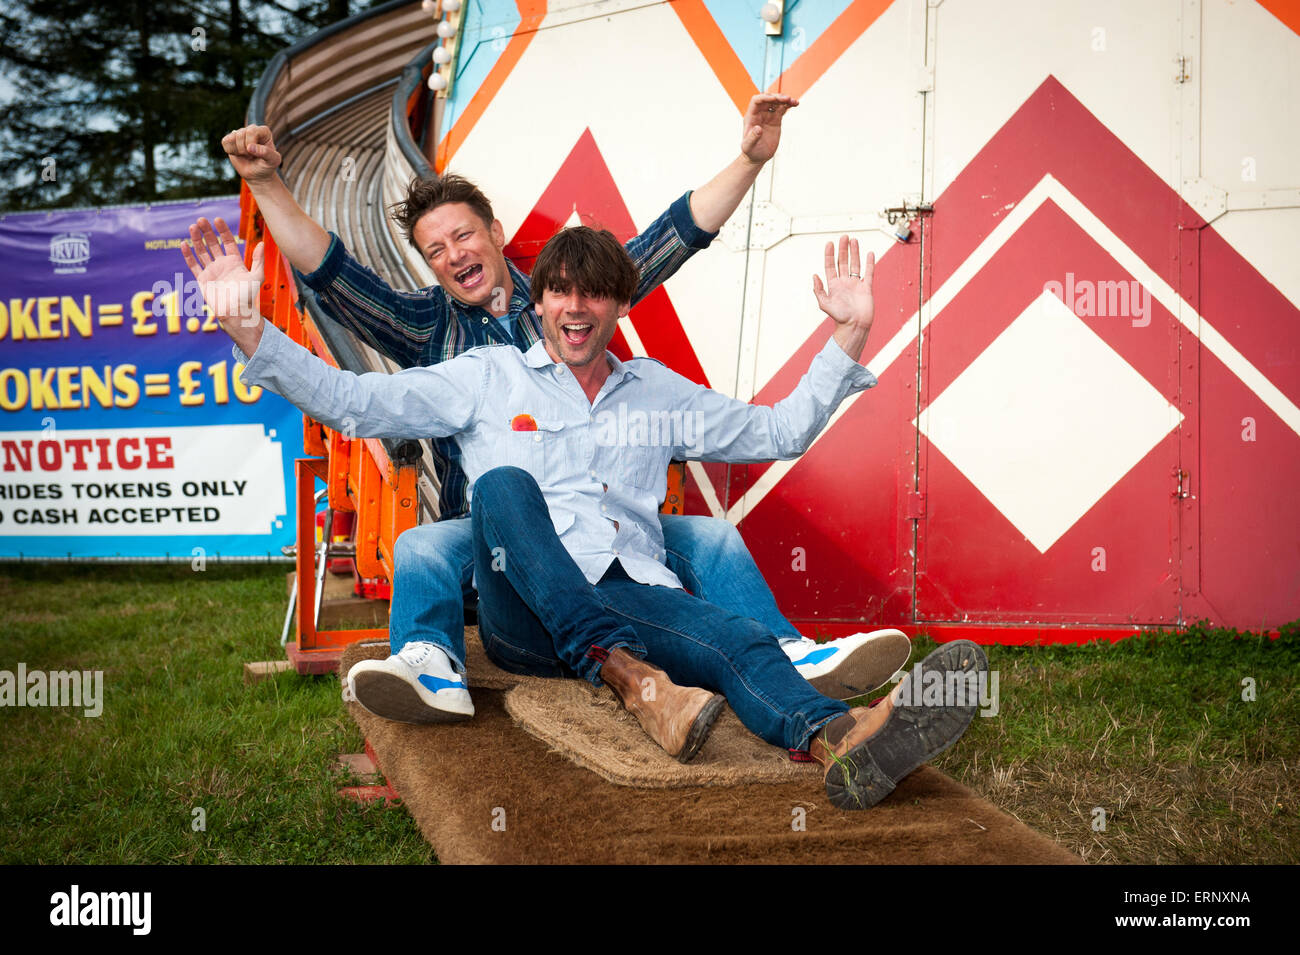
left=297, top=192, right=716, bottom=519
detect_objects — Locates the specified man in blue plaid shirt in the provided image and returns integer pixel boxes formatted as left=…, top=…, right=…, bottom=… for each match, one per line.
left=212, top=95, right=911, bottom=723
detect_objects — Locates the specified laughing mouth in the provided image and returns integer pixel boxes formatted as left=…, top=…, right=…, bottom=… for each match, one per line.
left=562, top=323, right=593, bottom=345
left=454, top=263, right=483, bottom=286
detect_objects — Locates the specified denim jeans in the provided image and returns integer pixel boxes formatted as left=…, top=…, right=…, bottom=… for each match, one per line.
left=388, top=485, right=802, bottom=672
left=468, top=467, right=846, bottom=751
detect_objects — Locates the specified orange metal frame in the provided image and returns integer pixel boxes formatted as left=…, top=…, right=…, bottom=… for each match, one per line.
left=240, top=185, right=419, bottom=673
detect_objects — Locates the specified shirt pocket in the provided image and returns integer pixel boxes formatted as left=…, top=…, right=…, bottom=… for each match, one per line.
left=618, top=446, right=666, bottom=494
left=503, top=404, right=568, bottom=484
left=504, top=430, right=548, bottom=482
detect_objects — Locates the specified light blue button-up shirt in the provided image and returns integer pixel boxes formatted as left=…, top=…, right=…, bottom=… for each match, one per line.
left=238, top=324, right=876, bottom=589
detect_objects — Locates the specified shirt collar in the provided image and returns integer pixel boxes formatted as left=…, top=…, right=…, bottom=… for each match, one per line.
left=522, top=340, right=642, bottom=382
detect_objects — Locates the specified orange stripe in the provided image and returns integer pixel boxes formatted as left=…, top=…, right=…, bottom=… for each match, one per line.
left=769, top=0, right=894, bottom=98
left=436, top=0, right=548, bottom=171
left=1256, top=0, right=1300, bottom=36
left=669, top=0, right=757, bottom=113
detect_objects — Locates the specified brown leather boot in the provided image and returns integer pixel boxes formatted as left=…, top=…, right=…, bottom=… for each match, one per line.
left=807, top=706, right=887, bottom=809
left=599, top=648, right=725, bottom=763
left=808, top=640, right=987, bottom=809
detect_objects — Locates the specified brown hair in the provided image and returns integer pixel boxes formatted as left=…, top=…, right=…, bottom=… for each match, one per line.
left=530, top=227, right=638, bottom=306
left=389, top=173, right=495, bottom=251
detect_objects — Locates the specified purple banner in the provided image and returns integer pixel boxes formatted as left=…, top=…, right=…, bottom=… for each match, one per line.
left=0, top=198, right=304, bottom=558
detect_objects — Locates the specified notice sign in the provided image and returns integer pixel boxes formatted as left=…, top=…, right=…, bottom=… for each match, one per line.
left=0, top=198, right=304, bottom=558
left=0, top=425, right=287, bottom=535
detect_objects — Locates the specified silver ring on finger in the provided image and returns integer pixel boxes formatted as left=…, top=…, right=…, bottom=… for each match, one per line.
left=849, top=272, right=861, bottom=278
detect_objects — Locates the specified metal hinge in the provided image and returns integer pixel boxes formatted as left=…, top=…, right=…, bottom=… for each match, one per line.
left=1174, top=55, right=1192, bottom=83
left=1173, top=467, right=1191, bottom=499
left=907, top=491, right=927, bottom=519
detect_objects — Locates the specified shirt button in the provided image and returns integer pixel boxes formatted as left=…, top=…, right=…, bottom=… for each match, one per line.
left=481, top=317, right=489, bottom=324
left=534, top=434, right=542, bottom=442
left=613, top=549, right=619, bottom=556
left=601, top=505, right=608, bottom=513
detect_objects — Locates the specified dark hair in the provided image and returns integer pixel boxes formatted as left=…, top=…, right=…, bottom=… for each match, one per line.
left=389, top=173, right=495, bottom=251
left=530, top=227, right=638, bottom=306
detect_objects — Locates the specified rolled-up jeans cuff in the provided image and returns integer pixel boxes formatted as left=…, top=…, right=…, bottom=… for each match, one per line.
left=797, top=711, right=846, bottom=753
left=579, top=633, right=647, bottom=687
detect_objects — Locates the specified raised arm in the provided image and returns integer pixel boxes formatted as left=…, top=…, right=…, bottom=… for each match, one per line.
left=623, top=94, right=799, bottom=306
left=222, top=125, right=436, bottom=368
left=180, top=218, right=480, bottom=441
left=688, top=92, right=798, bottom=232
left=223, top=125, right=331, bottom=274
left=669, top=236, right=878, bottom=462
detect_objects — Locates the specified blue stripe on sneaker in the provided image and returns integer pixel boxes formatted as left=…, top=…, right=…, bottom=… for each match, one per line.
left=790, top=647, right=837, bottom=667
left=418, top=674, right=466, bottom=693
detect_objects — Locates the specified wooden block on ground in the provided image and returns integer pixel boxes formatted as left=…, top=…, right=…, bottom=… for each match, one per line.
left=243, top=660, right=293, bottom=685
left=336, top=752, right=379, bottom=780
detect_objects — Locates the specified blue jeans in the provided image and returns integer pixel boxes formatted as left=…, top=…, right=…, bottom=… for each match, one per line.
left=389, top=485, right=802, bottom=672
left=468, top=467, right=846, bottom=751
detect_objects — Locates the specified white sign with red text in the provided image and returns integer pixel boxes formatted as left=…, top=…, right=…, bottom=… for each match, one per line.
left=0, top=425, right=287, bottom=536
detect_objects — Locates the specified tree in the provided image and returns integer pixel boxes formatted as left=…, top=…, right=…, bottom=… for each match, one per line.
left=0, top=0, right=352, bottom=211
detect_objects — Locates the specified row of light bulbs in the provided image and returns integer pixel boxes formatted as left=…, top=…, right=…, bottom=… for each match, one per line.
left=422, top=0, right=462, bottom=91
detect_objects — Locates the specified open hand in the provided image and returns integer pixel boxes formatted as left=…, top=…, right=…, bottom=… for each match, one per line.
left=813, top=235, right=875, bottom=333
left=740, top=93, right=799, bottom=165
left=180, top=217, right=266, bottom=352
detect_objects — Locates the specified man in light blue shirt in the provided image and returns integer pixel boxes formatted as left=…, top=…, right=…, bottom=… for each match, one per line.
left=188, top=222, right=988, bottom=810
left=217, top=103, right=913, bottom=718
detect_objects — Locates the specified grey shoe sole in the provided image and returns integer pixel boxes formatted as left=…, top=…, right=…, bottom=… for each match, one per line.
left=825, top=640, right=988, bottom=810
left=676, top=693, right=726, bottom=764
left=350, top=670, right=473, bottom=725
left=805, top=630, right=914, bottom=700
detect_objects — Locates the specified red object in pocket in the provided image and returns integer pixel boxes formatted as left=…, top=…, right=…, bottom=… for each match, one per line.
left=511, top=414, right=538, bottom=431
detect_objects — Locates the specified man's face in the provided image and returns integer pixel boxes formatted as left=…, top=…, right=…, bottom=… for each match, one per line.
left=412, top=202, right=510, bottom=309
left=535, top=279, right=629, bottom=368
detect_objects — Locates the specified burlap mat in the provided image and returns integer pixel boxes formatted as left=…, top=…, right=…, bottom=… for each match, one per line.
left=343, top=631, right=812, bottom=786
left=503, top=679, right=814, bottom=787
left=337, top=636, right=1082, bottom=864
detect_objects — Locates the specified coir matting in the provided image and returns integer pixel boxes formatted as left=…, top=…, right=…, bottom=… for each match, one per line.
left=340, top=638, right=1082, bottom=864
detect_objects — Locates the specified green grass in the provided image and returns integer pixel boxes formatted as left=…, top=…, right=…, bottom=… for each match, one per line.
left=919, top=623, right=1300, bottom=863
left=0, top=563, right=431, bottom=864
left=1, top=563, right=1296, bottom=864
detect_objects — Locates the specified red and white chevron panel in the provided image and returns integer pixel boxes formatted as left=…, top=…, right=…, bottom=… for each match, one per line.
left=436, top=0, right=1300, bottom=638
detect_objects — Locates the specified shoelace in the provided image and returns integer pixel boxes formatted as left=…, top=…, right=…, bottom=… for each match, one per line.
left=397, top=642, right=436, bottom=668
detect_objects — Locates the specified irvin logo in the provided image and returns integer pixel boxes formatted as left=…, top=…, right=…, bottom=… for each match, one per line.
left=50, top=232, right=90, bottom=274
left=49, top=885, right=151, bottom=935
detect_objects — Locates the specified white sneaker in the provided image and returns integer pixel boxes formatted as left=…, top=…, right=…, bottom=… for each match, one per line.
left=783, top=629, right=912, bottom=700
left=345, top=642, right=474, bottom=723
